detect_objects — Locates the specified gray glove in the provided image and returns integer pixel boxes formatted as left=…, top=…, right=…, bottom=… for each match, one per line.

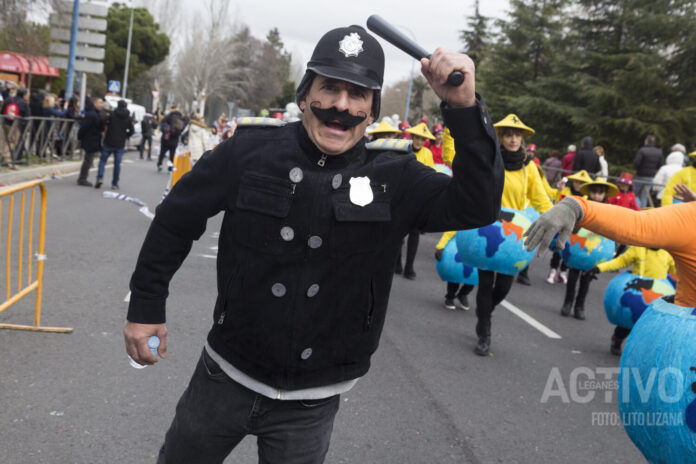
left=524, top=197, right=584, bottom=256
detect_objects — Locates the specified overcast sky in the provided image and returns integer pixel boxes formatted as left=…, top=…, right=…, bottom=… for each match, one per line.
left=227, top=0, right=511, bottom=85
left=31, top=0, right=512, bottom=86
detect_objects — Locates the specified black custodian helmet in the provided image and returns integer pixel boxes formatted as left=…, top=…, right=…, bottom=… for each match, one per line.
left=296, top=25, right=385, bottom=117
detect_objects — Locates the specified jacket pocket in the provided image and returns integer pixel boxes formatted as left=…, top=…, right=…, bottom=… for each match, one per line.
left=330, top=191, right=391, bottom=257
left=234, top=172, right=300, bottom=254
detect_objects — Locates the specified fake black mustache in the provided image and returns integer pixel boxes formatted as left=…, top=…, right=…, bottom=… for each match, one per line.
left=310, top=102, right=367, bottom=128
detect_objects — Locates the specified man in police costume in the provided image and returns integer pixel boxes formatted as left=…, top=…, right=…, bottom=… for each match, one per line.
left=124, top=24, right=503, bottom=463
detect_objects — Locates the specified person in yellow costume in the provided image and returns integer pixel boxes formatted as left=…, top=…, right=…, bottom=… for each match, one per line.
left=590, top=246, right=676, bottom=355
left=661, top=151, right=696, bottom=205
left=394, top=122, right=436, bottom=279
left=545, top=170, right=592, bottom=284
left=367, top=120, right=401, bottom=140
left=460, top=113, right=553, bottom=356
left=406, top=122, right=435, bottom=168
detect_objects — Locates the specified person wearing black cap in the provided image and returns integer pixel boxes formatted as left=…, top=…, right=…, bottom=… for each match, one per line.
left=124, top=24, right=503, bottom=463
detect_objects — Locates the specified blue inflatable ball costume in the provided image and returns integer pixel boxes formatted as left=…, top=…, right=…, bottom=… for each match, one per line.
left=434, top=164, right=453, bottom=177
left=435, top=239, right=478, bottom=285
left=455, top=207, right=536, bottom=276
left=549, top=227, right=615, bottom=271
left=618, top=297, right=696, bottom=463
left=604, top=272, right=676, bottom=329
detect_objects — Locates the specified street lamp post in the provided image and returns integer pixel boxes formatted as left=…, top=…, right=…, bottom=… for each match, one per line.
left=122, top=5, right=134, bottom=99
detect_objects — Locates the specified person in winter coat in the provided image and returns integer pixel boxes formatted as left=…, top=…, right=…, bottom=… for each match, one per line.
left=633, top=135, right=664, bottom=207
left=394, top=122, right=436, bottom=279
left=608, top=172, right=640, bottom=211
left=652, top=148, right=685, bottom=201
left=158, top=107, right=186, bottom=172
left=572, top=136, right=601, bottom=176
left=139, top=113, right=156, bottom=160
left=186, top=113, right=208, bottom=162
left=561, top=144, right=576, bottom=176
left=76, top=97, right=105, bottom=186
left=96, top=99, right=134, bottom=189
left=42, top=94, right=68, bottom=157
left=591, top=245, right=675, bottom=355
left=542, top=149, right=562, bottom=184
left=661, top=151, right=696, bottom=206
left=458, top=113, right=553, bottom=356
left=1, top=87, right=30, bottom=164
left=594, top=145, right=608, bottom=180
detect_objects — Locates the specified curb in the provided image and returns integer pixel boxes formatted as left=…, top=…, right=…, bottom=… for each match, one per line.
left=0, top=162, right=83, bottom=187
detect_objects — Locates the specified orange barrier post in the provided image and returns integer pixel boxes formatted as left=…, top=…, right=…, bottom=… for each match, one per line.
left=0, top=180, right=72, bottom=333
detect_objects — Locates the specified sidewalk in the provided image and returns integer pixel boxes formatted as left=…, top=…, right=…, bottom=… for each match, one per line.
left=0, top=160, right=83, bottom=187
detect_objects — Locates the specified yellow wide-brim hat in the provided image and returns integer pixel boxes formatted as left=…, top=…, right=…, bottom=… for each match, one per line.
left=567, top=170, right=593, bottom=184
left=406, top=122, right=436, bottom=141
left=688, top=151, right=696, bottom=158
left=493, top=113, right=535, bottom=137
left=368, top=120, right=401, bottom=136
left=579, top=180, right=619, bottom=198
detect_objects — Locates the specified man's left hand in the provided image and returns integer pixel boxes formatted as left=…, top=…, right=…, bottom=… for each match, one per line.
left=674, top=183, right=696, bottom=203
left=420, top=48, right=476, bottom=108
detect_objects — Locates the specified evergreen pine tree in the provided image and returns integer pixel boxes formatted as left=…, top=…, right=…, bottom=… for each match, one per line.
left=459, top=0, right=490, bottom=67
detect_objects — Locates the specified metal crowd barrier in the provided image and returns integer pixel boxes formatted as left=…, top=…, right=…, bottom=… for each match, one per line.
left=539, top=164, right=668, bottom=208
left=0, top=115, right=80, bottom=166
left=0, top=180, right=72, bottom=333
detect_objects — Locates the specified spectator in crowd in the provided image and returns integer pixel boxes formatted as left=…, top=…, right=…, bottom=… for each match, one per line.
left=1, top=85, right=30, bottom=165
left=633, top=135, right=664, bottom=207
left=652, top=146, right=685, bottom=202
left=594, top=145, right=608, bottom=180
left=186, top=113, right=208, bottom=163
left=95, top=99, right=134, bottom=190
left=76, top=96, right=105, bottom=187
left=42, top=94, right=68, bottom=158
left=543, top=149, right=562, bottom=185
left=572, top=137, right=601, bottom=176
left=430, top=123, right=444, bottom=164
left=139, top=113, right=156, bottom=160
left=561, top=144, right=576, bottom=176
left=157, top=106, right=186, bottom=172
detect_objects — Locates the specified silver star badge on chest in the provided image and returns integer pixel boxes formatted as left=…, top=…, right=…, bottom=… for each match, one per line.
left=338, top=33, right=364, bottom=58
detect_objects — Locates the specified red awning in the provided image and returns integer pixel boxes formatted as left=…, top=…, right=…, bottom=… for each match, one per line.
left=0, top=51, right=59, bottom=77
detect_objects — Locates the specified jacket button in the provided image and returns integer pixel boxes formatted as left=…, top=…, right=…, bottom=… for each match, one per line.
left=308, top=235, right=322, bottom=249
left=300, top=348, right=313, bottom=360
left=271, top=283, right=286, bottom=297
left=280, top=226, right=294, bottom=241
left=332, top=173, right=342, bottom=189
left=289, top=167, right=304, bottom=183
left=306, top=284, right=320, bottom=298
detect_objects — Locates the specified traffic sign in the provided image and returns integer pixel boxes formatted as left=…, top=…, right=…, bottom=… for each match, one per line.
left=50, top=28, right=106, bottom=46
left=108, top=81, right=121, bottom=93
left=50, top=42, right=105, bottom=60
left=49, top=56, right=104, bottom=74
left=151, top=90, right=160, bottom=100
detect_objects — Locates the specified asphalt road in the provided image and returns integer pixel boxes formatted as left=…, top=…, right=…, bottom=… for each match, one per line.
left=0, top=152, right=644, bottom=463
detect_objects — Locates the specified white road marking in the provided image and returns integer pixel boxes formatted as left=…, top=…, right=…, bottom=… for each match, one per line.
left=500, top=299, right=562, bottom=339
left=198, top=254, right=217, bottom=259
left=209, top=246, right=218, bottom=251
left=124, top=291, right=131, bottom=302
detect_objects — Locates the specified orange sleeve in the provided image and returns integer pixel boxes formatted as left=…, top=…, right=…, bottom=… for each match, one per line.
left=575, top=197, right=695, bottom=251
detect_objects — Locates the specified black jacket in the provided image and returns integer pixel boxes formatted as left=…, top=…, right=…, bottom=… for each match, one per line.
left=141, top=115, right=155, bottom=137
left=103, top=107, right=134, bottom=148
left=127, top=99, right=504, bottom=390
left=572, top=136, right=601, bottom=175
left=78, top=101, right=105, bottom=153
left=633, top=144, right=663, bottom=177
left=2, top=95, right=30, bottom=126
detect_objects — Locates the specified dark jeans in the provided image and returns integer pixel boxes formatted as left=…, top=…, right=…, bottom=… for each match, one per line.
left=158, top=143, right=177, bottom=167
left=564, top=268, right=594, bottom=307
left=139, top=135, right=153, bottom=159
left=395, top=229, right=420, bottom=273
left=78, top=150, right=97, bottom=182
left=97, top=144, right=125, bottom=186
left=614, top=325, right=631, bottom=340
left=475, top=270, right=514, bottom=325
left=549, top=252, right=568, bottom=271
left=158, top=350, right=340, bottom=464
